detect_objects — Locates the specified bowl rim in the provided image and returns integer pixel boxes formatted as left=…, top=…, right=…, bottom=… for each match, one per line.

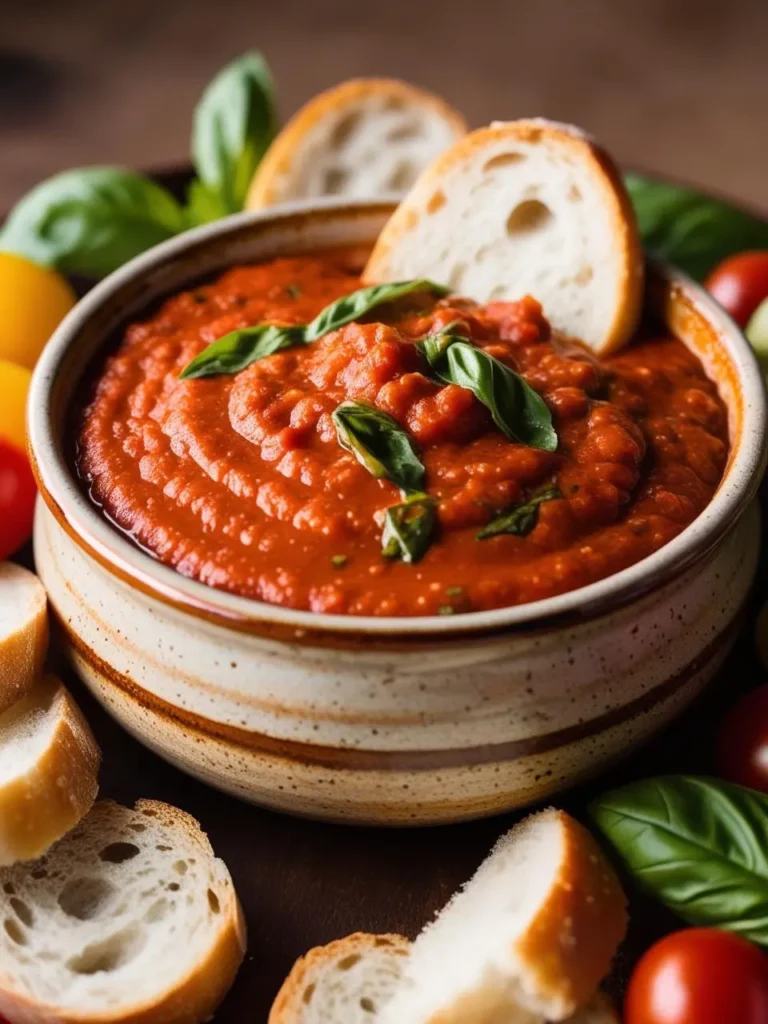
left=27, top=196, right=768, bottom=640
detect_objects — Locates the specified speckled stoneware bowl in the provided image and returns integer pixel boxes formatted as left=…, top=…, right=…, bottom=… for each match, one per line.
left=29, top=199, right=767, bottom=825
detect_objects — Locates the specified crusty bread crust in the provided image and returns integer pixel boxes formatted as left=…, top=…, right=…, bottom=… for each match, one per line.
left=246, top=78, right=467, bottom=209
left=364, top=118, right=644, bottom=355
left=269, top=932, right=410, bottom=1024
left=0, top=562, right=48, bottom=715
left=0, top=675, right=100, bottom=867
left=0, top=799, right=247, bottom=1024
left=512, top=811, right=627, bottom=1019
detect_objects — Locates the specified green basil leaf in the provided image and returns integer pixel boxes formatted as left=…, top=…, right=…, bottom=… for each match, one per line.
left=183, top=178, right=231, bottom=228
left=305, top=279, right=449, bottom=340
left=0, top=168, right=185, bottom=277
left=179, top=324, right=306, bottom=379
left=382, top=495, right=436, bottom=564
left=419, top=333, right=557, bottom=452
left=626, top=174, right=768, bottom=281
left=590, top=775, right=768, bottom=945
left=179, top=280, right=449, bottom=379
left=191, top=51, right=278, bottom=215
left=332, top=401, right=426, bottom=495
left=476, top=484, right=561, bottom=540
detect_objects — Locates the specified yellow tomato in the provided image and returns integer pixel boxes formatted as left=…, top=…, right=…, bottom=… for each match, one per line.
left=0, top=360, right=32, bottom=451
left=0, top=252, right=76, bottom=370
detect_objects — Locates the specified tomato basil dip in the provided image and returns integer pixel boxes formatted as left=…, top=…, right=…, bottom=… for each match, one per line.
left=76, top=252, right=729, bottom=617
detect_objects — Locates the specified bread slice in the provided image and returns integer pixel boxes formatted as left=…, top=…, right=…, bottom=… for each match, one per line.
left=0, top=562, right=48, bottom=715
left=379, top=809, right=627, bottom=1024
left=270, top=928, right=617, bottom=1024
left=0, top=799, right=246, bottom=1024
left=269, top=932, right=411, bottom=1024
left=246, top=78, right=466, bottom=209
left=364, top=119, right=644, bottom=355
left=0, top=675, right=100, bottom=867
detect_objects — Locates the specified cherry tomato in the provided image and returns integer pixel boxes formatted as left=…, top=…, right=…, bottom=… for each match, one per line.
left=705, top=251, right=768, bottom=328
left=717, top=685, right=768, bottom=792
left=625, top=928, right=768, bottom=1024
left=0, top=439, right=37, bottom=558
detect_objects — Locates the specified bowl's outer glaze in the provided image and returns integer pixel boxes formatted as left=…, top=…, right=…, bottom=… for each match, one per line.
left=30, top=200, right=767, bottom=824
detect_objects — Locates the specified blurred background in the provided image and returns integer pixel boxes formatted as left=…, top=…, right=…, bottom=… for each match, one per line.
left=2, top=0, right=766, bottom=213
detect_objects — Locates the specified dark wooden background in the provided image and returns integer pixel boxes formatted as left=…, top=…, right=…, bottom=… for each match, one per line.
left=4, top=1, right=768, bottom=1019
left=2, top=0, right=767, bottom=213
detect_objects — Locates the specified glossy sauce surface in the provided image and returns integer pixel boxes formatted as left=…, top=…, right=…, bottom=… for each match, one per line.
left=77, top=254, right=729, bottom=616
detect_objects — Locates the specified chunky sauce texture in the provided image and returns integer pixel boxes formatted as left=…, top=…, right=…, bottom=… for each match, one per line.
left=77, top=253, right=729, bottom=616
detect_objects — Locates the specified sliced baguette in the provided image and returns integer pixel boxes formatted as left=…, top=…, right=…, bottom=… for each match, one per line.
left=364, top=119, right=644, bottom=355
left=0, top=562, right=48, bottom=715
left=270, top=931, right=617, bottom=1024
left=269, top=932, right=411, bottom=1024
left=246, top=78, right=466, bottom=209
left=0, top=799, right=246, bottom=1024
left=0, top=674, right=100, bottom=867
left=379, top=809, right=627, bottom=1024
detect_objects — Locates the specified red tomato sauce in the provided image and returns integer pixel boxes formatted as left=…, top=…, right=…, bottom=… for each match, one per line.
left=76, top=253, right=729, bottom=616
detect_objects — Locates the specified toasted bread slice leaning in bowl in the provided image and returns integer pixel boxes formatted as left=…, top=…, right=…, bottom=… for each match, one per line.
left=246, top=78, right=467, bottom=209
left=365, top=118, right=644, bottom=355
left=0, top=674, right=100, bottom=867
left=0, top=562, right=48, bottom=715
left=0, top=799, right=246, bottom=1024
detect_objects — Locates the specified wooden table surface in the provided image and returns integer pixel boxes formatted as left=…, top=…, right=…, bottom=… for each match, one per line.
left=2, top=0, right=767, bottom=213
left=4, top=2, right=768, bottom=1019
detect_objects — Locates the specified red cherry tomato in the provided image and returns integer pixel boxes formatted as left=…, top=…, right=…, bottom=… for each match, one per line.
left=717, top=686, right=768, bottom=792
left=0, top=439, right=37, bottom=559
left=705, top=251, right=768, bottom=328
left=625, top=928, right=768, bottom=1024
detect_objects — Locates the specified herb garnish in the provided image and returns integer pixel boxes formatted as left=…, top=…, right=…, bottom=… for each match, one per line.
left=332, top=402, right=426, bottom=496
left=286, top=284, right=302, bottom=299
left=330, top=554, right=348, bottom=568
left=180, top=279, right=449, bottom=379
left=418, top=325, right=557, bottom=452
left=381, top=495, right=437, bottom=565
left=476, top=485, right=561, bottom=540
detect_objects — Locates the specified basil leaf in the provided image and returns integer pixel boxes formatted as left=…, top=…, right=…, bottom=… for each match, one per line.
left=626, top=174, right=768, bottom=281
left=192, top=51, right=278, bottom=215
left=0, top=168, right=185, bottom=277
left=590, top=776, right=768, bottom=946
left=419, top=333, right=557, bottom=452
left=305, top=279, right=450, bottom=340
left=332, top=401, right=425, bottom=495
left=477, top=484, right=561, bottom=540
left=183, top=178, right=231, bottom=228
left=382, top=495, right=436, bottom=564
left=179, top=324, right=306, bottom=379
left=179, top=280, right=449, bottom=379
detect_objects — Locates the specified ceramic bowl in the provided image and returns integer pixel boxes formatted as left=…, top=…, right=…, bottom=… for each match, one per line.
left=28, top=199, right=767, bottom=825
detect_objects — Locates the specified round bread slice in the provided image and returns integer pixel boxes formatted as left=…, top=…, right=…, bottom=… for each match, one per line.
left=269, top=932, right=410, bottom=1024
left=0, top=674, right=100, bottom=867
left=0, top=799, right=246, bottom=1024
left=246, top=78, right=467, bottom=209
left=379, top=809, right=627, bottom=1024
left=364, top=119, right=644, bottom=355
left=0, top=562, right=48, bottom=715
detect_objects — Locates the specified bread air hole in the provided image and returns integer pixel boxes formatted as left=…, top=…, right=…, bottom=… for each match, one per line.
left=173, top=860, right=188, bottom=875
left=207, top=889, right=220, bottom=914
left=323, top=168, right=350, bottom=195
left=58, top=876, right=116, bottom=920
left=506, top=200, right=553, bottom=235
left=331, top=112, right=362, bottom=148
left=388, top=121, right=420, bottom=143
left=426, top=190, right=446, bottom=215
left=360, top=997, right=376, bottom=1013
left=483, top=152, right=526, bottom=172
left=302, top=982, right=316, bottom=1005
left=67, top=924, right=145, bottom=975
left=338, top=954, right=361, bottom=971
left=4, top=918, right=26, bottom=945
left=99, top=842, right=140, bottom=864
left=10, top=898, right=33, bottom=927
left=386, top=161, right=415, bottom=191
